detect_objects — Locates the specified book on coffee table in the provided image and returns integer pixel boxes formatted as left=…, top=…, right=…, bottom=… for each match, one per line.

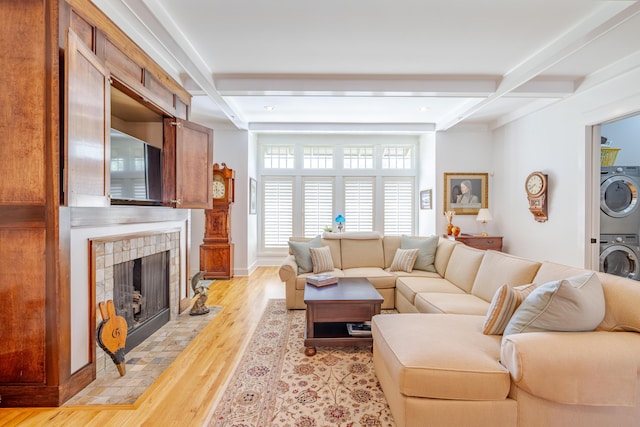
left=306, top=273, right=338, bottom=287
left=347, top=322, right=372, bottom=337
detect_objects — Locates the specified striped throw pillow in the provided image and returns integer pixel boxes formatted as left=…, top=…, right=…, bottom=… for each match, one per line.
left=309, top=246, right=335, bottom=273
left=482, top=283, right=539, bottom=335
left=390, top=248, right=420, bottom=273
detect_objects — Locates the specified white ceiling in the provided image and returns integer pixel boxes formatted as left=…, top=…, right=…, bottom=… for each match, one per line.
left=93, top=0, right=640, bottom=133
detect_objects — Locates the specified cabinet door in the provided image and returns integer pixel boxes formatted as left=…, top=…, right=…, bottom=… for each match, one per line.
left=64, top=29, right=110, bottom=207
left=163, top=118, right=213, bottom=209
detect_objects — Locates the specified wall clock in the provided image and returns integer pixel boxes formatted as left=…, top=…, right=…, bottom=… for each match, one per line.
left=525, top=171, right=548, bottom=222
left=200, top=163, right=235, bottom=279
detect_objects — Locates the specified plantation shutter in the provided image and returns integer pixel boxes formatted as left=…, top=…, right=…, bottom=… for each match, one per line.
left=344, top=178, right=374, bottom=232
left=383, top=178, right=414, bottom=235
left=303, top=178, right=334, bottom=237
left=263, top=178, right=293, bottom=248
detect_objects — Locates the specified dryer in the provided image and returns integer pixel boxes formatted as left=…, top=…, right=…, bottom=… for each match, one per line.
left=599, top=234, right=640, bottom=280
left=600, top=166, right=640, bottom=234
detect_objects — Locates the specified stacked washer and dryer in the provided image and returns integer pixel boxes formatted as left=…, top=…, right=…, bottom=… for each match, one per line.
left=600, top=166, right=640, bottom=280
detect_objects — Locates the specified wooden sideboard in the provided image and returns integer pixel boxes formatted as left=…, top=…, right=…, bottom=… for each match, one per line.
left=447, top=234, right=503, bottom=251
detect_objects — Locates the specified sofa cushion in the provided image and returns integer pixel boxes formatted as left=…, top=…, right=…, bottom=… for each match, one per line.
left=341, top=238, right=385, bottom=269
left=401, top=235, right=438, bottom=272
left=321, top=238, right=342, bottom=270
left=504, top=272, right=605, bottom=336
left=471, top=251, right=541, bottom=302
left=395, top=277, right=465, bottom=306
left=443, top=244, right=485, bottom=292
left=372, top=313, right=510, bottom=401
left=390, top=248, right=420, bottom=272
left=596, top=271, right=640, bottom=333
left=501, top=331, right=640, bottom=406
left=482, top=283, right=538, bottom=335
left=288, top=235, right=322, bottom=274
left=309, top=246, right=334, bottom=273
left=342, top=267, right=396, bottom=289
left=434, top=237, right=458, bottom=276
left=415, top=293, right=490, bottom=315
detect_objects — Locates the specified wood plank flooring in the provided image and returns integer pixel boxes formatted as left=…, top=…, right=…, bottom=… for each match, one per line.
left=0, top=267, right=285, bottom=427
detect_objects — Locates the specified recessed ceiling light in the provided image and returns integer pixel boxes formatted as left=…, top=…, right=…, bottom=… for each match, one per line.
left=264, top=105, right=275, bottom=111
left=419, top=106, right=429, bottom=112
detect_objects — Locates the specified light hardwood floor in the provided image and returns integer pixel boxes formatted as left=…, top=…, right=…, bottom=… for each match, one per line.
left=0, top=267, right=285, bottom=427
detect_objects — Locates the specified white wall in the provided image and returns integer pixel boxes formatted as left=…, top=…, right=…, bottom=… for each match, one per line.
left=418, top=133, right=437, bottom=235
left=435, top=127, right=494, bottom=237
left=492, top=66, right=640, bottom=267
left=189, top=129, right=251, bottom=277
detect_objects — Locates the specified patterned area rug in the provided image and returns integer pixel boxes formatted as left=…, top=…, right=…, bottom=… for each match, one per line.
left=208, top=299, right=396, bottom=427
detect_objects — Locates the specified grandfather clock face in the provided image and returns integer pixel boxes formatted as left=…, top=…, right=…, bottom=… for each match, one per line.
left=212, top=175, right=226, bottom=200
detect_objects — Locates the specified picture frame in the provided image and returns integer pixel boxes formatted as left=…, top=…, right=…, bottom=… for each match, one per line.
left=444, top=172, right=488, bottom=215
left=420, top=189, right=432, bottom=210
left=249, top=178, right=257, bottom=215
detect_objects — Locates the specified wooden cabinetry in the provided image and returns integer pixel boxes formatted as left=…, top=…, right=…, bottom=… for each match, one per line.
left=0, top=0, right=211, bottom=407
left=200, top=165, right=235, bottom=279
left=450, top=235, right=503, bottom=251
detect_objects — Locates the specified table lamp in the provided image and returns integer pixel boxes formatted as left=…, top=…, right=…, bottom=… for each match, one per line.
left=335, top=214, right=345, bottom=232
left=476, top=209, right=492, bottom=236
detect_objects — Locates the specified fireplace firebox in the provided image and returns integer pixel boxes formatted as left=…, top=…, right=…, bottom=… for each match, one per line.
left=113, top=250, right=170, bottom=352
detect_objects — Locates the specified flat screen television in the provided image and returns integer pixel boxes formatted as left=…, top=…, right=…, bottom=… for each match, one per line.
left=110, top=128, right=162, bottom=205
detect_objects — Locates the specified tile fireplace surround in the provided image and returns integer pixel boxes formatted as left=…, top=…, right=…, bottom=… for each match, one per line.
left=91, top=230, right=181, bottom=378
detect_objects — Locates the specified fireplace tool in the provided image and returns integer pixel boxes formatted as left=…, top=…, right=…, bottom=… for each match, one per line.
left=97, top=300, right=128, bottom=376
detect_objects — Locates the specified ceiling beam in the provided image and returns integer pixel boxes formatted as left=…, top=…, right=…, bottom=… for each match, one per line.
left=121, top=0, right=248, bottom=128
left=436, top=0, right=640, bottom=131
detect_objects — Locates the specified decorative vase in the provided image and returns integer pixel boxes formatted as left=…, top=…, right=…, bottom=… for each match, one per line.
left=452, top=226, right=461, bottom=237
left=446, top=223, right=454, bottom=235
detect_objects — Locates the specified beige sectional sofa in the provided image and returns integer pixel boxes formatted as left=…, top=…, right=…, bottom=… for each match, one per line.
left=278, top=233, right=640, bottom=427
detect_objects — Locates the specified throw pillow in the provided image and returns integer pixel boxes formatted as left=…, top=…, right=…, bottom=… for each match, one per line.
left=482, top=283, right=538, bottom=335
left=390, top=248, right=420, bottom=273
left=288, top=236, right=322, bottom=274
left=309, top=246, right=335, bottom=273
left=401, top=235, right=438, bottom=272
left=504, top=272, right=605, bottom=336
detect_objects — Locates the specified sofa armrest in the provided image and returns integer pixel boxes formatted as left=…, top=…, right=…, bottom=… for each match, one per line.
left=501, top=331, right=640, bottom=407
left=279, top=254, right=298, bottom=281
left=279, top=255, right=301, bottom=309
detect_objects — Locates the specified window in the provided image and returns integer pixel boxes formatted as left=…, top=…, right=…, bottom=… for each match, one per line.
left=303, top=146, right=333, bottom=168
left=344, top=178, right=374, bottom=232
left=264, top=145, right=294, bottom=169
left=303, top=179, right=334, bottom=237
left=344, top=146, right=373, bottom=168
left=383, top=178, right=414, bottom=235
left=382, top=146, right=413, bottom=169
left=262, top=178, right=293, bottom=248
left=258, top=138, right=418, bottom=252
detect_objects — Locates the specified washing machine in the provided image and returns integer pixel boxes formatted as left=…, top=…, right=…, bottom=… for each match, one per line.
left=599, top=234, right=640, bottom=280
left=600, top=166, right=640, bottom=234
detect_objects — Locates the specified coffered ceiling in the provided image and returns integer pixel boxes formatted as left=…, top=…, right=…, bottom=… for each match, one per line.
left=92, top=0, right=640, bottom=132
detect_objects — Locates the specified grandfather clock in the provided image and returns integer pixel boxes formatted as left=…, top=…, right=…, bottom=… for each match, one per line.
left=200, top=163, right=235, bottom=279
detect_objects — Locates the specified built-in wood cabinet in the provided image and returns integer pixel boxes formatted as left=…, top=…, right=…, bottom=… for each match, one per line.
left=65, top=28, right=111, bottom=207
left=0, top=0, right=212, bottom=407
left=452, top=235, right=503, bottom=251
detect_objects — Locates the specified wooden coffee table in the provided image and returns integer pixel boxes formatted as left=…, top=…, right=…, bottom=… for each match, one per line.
left=303, top=277, right=383, bottom=356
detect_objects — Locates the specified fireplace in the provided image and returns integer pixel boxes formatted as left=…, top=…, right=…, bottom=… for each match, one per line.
left=91, top=230, right=181, bottom=377
left=113, top=251, right=170, bottom=352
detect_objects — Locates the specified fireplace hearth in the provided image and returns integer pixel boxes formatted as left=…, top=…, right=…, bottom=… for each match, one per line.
left=91, top=230, right=181, bottom=377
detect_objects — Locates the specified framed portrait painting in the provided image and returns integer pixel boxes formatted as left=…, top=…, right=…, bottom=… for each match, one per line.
left=444, top=172, right=488, bottom=215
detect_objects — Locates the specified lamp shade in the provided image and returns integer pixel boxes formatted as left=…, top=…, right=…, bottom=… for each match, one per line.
left=476, top=209, right=492, bottom=223
left=335, top=214, right=345, bottom=223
